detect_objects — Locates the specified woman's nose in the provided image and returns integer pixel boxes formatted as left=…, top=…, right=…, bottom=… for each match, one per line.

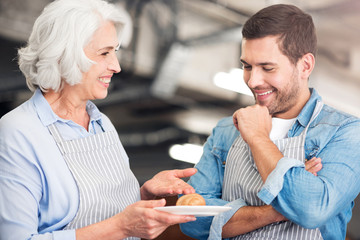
left=109, top=53, right=121, bottom=73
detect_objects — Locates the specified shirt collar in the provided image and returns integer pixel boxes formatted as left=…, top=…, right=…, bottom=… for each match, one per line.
left=86, top=100, right=103, bottom=125
left=296, top=88, right=322, bottom=127
left=32, top=88, right=103, bottom=127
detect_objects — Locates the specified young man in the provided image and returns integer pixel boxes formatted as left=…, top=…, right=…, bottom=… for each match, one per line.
left=180, top=4, right=360, bottom=240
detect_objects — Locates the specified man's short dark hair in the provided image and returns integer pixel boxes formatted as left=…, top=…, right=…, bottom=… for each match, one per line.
left=242, top=4, right=317, bottom=65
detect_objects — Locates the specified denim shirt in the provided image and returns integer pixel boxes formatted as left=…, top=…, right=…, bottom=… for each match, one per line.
left=180, top=89, right=360, bottom=240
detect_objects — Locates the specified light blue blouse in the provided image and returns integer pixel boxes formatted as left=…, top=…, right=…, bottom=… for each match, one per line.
left=0, top=89, right=129, bottom=240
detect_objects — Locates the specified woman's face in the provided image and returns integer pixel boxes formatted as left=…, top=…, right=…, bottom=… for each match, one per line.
left=81, top=21, right=120, bottom=100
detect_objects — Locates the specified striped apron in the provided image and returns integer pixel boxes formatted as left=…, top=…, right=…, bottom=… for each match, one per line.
left=48, top=124, right=141, bottom=240
left=222, top=101, right=324, bottom=240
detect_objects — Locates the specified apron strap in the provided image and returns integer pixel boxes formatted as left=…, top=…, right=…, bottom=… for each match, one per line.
left=303, top=100, right=324, bottom=133
left=48, top=120, right=105, bottom=144
left=48, top=124, right=65, bottom=144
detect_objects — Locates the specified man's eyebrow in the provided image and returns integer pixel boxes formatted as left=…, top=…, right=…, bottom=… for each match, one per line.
left=240, top=59, right=249, bottom=65
left=258, top=62, right=276, bottom=66
left=240, top=59, right=276, bottom=66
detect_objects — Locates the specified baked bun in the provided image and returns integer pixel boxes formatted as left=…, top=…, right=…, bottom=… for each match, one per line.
left=176, top=193, right=206, bottom=206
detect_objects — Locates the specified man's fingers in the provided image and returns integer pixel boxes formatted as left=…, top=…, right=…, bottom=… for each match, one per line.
left=233, top=112, right=240, bottom=131
left=312, top=162, right=322, bottom=172
left=305, top=157, right=322, bottom=176
left=305, top=157, right=321, bottom=170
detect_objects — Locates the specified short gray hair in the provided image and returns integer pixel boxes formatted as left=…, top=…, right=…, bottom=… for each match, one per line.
left=18, top=0, right=127, bottom=92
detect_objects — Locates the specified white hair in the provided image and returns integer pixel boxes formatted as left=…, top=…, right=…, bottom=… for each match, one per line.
left=18, top=0, right=127, bottom=92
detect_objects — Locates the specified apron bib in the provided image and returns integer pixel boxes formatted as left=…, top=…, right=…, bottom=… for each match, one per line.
left=222, top=101, right=324, bottom=240
left=48, top=124, right=141, bottom=240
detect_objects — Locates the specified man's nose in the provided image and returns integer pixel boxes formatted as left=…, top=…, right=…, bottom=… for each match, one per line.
left=246, top=68, right=263, bottom=89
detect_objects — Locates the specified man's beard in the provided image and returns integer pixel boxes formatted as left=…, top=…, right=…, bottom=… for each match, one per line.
left=256, top=69, right=300, bottom=116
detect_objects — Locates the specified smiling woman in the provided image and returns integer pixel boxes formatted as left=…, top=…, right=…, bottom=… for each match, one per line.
left=40, top=20, right=121, bottom=130
left=59, top=20, right=121, bottom=104
left=0, top=0, right=198, bottom=239
left=18, top=0, right=125, bottom=93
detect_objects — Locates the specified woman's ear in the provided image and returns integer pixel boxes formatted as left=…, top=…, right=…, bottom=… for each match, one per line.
left=298, top=53, right=315, bottom=79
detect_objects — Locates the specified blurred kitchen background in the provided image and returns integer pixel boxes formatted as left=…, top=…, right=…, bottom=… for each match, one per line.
left=0, top=0, right=359, bottom=239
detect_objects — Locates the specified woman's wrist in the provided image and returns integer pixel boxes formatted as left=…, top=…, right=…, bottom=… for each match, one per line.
left=140, top=182, right=155, bottom=200
left=75, top=215, right=127, bottom=240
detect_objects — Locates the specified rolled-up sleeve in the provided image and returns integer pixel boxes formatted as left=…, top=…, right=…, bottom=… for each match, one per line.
left=258, top=157, right=304, bottom=204
left=208, top=199, right=247, bottom=240
left=258, top=118, right=360, bottom=234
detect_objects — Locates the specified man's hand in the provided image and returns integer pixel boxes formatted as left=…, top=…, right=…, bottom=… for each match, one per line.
left=140, top=168, right=197, bottom=200
left=305, top=157, right=322, bottom=176
left=232, top=104, right=272, bottom=144
left=233, top=105, right=279, bottom=182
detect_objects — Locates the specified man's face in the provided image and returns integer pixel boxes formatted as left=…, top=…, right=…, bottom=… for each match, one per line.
left=240, top=36, right=308, bottom=118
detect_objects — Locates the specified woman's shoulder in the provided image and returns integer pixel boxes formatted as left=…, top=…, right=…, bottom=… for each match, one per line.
left=99, top=112, right=117, bottom=132
left=0, top=100, right=42, bottom=138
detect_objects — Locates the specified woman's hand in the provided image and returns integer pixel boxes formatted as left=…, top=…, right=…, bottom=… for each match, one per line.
left=140, top=168, right=197, bottom=200
left=76, top=199, right=196, bottom=240
left=116, top=199, right=196, bottom=239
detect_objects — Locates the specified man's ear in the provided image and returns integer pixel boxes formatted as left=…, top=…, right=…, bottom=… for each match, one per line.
left=299, top=53, right=315, bottom=79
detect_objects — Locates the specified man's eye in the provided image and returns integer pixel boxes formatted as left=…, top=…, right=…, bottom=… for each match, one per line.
left=263, top=67, right=274, bottom=72
left=101, top=52, right=109, bottom=56
left=243, top=65, right=252, bottom=70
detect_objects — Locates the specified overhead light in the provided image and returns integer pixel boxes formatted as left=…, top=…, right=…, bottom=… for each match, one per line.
left=169, top=143, right=203, bottom=164
left=213, top=68, right=253, bottom=96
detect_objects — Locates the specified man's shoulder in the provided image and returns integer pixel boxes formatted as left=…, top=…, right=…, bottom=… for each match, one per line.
left=214, top=116, right=238, bottom=136
left=216, top=116, right=235, bottom=128
left=211, top=116, right=239, bottom=145
left=320, top=104, right=360, bottom=127
left=311, top=104, right=360, bottom=144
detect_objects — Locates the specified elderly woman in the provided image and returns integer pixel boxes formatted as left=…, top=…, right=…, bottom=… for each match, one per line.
left=0, top=0, right=197, bottom=239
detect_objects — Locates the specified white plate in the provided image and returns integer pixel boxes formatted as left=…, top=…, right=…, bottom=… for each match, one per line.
left=154, top=206, right=232, bottom=217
